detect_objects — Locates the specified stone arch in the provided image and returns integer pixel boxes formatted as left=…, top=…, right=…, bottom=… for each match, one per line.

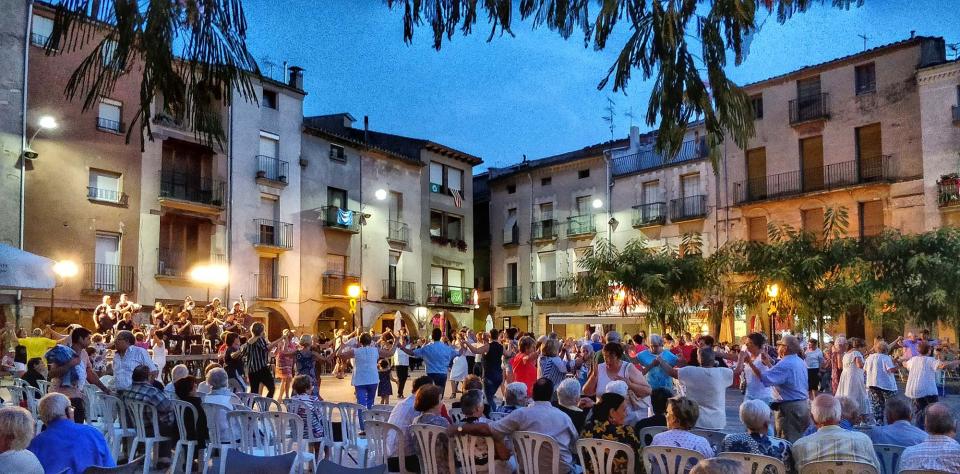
left=313, top=303, right=352, bottom=337
left=247, top=302, right=295, bottom=340
left=372, top=310, right=420, bottom=338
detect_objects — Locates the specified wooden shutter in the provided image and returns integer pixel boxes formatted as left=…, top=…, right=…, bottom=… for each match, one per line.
left=802, top=208, right=825, bottom=240
left=861, top=201, right=883, bottom=237
left=801, top=136, right=824, bottom=192
left=856, top=123, right=883, bottom=180
left=747, top=217, right=767, bottom=243
left=746, top=148, right=767, bottom=198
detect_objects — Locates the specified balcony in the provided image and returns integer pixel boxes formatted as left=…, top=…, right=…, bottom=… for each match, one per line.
left=670, top=195, right=708, bottom=222
left=30, top=33, right=50, bottom=47
left=953, top=105, right=960, bottom=126
left=321, top=206, right=361, bottom=233
left=531, top=220, right=558, bottom=241
left=566, top=215, right=596, bottom=237
left=938, top=179, right=960, bottom=209
left=255, top=155, right=289, bottom=186
left=83, top=263, right=134, bottom=294
left=734, top=155, right=893, bottom=204
left=158, top=170, right=225, bottom=213
left=789, top=93, right=830, bottom=125
left=426, top=284, right=474, bottom=308
left=96, top=117, right=124, bottom=134
left=611, top=137, right=708, bottom=177
left=155, top=248, right=225, bottom=280
left=388, top=220, right=410, bottom=245
left=530, top=280, right=577, bottom=301
left=503, top=225, right=519, bottom=246
left=253, top=219, right=293, bottom=250
left=253, top=273, right=288, bottom=301
left=632, top=203, right=666, bottom=227
left=496, top=286, right=522, bottom=307
left=382, top=279, right=416, bottom=303
left=322, top=273, right=361, bottom=297
left=87, top=186, right=128, bottom=207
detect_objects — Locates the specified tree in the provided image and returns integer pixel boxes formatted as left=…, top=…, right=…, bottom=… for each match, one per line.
left=47, top=0, right=260, bottom=147
left=386, top=0, right=862, bottom=166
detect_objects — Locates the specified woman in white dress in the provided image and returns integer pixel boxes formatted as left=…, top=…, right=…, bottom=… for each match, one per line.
left=835, top=337, right=871, bottom=424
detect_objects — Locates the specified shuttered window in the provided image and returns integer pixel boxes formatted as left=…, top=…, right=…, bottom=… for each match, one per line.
left=801, top=136, right=824, bottom=192
left=856, top=123, right=883, bottom=180
left=802, top=208, right=825, bottom=241
left=860, top=201, right=883, bottom=238
left=747, top=217, right=767, bottom=243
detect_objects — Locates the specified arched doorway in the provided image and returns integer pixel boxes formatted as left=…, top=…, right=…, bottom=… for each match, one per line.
left=426, top=310, right=460, bottom=337
left=265, top=308, right=290, bottom=341
left=315, top=307, right=351, bottom=338
left=372, top=311, right=419, bottom=338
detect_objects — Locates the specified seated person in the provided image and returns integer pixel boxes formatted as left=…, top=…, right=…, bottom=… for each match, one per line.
left=635, top=387, right=671, bottom=430
left=411, top=385, right=449, bottom=470
left=202, top=368, right=241, bottom=442
left=650, top=396, right=714, bottom=458
left=580, top=392, right=642, bottom=474
left=387, top=376, right=435, bottom=472
left=867, top=397, right=927, bottom=446
left=289, top=375, right=325, bottom=448
left=899, top=403, right=960, bottom=473
left=801, top=395, right=858, bottom=436
left=791, top=394, right=880, bottom=473
left=554, top=378, right=587, bottom=433
left=718, top=399, right=794, bottom=472
left=164, top=364, right=190, bottom=393
left=122, top=364, right=177, bottom=469
left=453, top=390, right=512, bottom=473
left=21, top=358, right=46, bottom=395
left=196, top=363, right=222, bottom=395
left=691, top=458, right=741, bottom=474
left=497, top=382, right=528, bottom=414
left=0, top=406, right=44, bottom=474
left=27, top=393, right=114, bottom=473
left=173, top=376, right=208, bottom=448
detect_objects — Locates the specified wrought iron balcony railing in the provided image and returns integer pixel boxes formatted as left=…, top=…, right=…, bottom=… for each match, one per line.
left=734, top=155, right=893, bottom=204
left=382, top=279, right=415, bottom=303
left=496, top=286, right=522, bottom=306
left=155, top=248, right=224, bottom=279
left=253, top=219, right=293, bottom=249
left=566, top=215, right=596, bottom=237
left=530, top=280, right=578, bottom=301
left=388, top=220, right=409, bottom=245
left=321, top=206, right=361, bottom=233
left=87, top=186, right=128, bottom=206
left=255, top=155, right=289, bottom=183
left=632, top=202, right=666, bottom=227
left=611, top=137, right=708, bottom=177
left=158, top=170, right=225, bottom=207
left=670, top=195, right=707, bottom=221
left=96, top=117, right=123, bottom=133
left=789, top=93, right=830, bottom=124
left=531, top=219, right=558, bottom=241
left=83, top=263, right=134, bottom=293
left=253, top=274, right=288, bottom=300
left=322, top=273, right=361, bottom=296
left=426, top=284, right=474, bottom=307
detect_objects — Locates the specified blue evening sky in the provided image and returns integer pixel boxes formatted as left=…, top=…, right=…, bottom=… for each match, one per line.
left=241, top=1, right=958, bottom=171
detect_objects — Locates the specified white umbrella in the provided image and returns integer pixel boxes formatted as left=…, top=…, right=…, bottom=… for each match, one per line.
left=0, top=244, right=56, bottom=290
left=394, top=310, right=402, bottom=333
left=485, top=314, right=494, bottom=332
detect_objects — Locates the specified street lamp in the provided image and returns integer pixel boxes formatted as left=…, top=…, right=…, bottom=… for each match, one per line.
left=49, top=260, right=78, bottom=323
left=592, top=198, right=604, bottom=209
left=765, top=283, right=779, bottom=344
left=347, top=283, right=362, bottom=331
left=374, top=188, right=388, bottom=201
left=189, top=263, right=229, bottom=302
left=23, top=116, right=59, bottom=160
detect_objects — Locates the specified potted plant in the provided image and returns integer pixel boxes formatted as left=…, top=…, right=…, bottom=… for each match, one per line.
left=278, top=175, right=287, bottom=183
left=256, top=170, right=266, bottom=179
left=457, top=240, right=468, bottom=252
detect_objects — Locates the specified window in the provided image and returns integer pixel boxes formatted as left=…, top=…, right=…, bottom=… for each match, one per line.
left=855, top=63, right=876, bottom=95
left=94, top=233, right=121, bottom=292
left=259, top=132, right=279, bottom=158
left=506, top=184, right=516, bottom=194
left=326, top=254, right=347, bottom=275
left=541, top=177, right=552, bottom=186
left=747, top=216, right=767, bottom=243
left=578, top=169, right=590, bottom=179
left=750, top=94, right=763, bottom=119
left=327, top=187, right=348, bottom=209
left=429, top=162, right=465, bottom=194
left=539, top=202, right=553, bottom=220
left=430, top=210, right=464, bottom=240
left=860, top=200, right=883, bottom=238
left=329, top=144, right=345, bottom=162
left=504, top=208, right=518, bottom=243
left=642, top=181, right=660, bottom=204
left=575, top=196, right=592, bottom=216
left=31, top=15, right=53, bottom=47
left=102, top=39, right=119, bottom=68
left=88, top=169, right=122, bottom=203
left=262, top=90, right=278, bottom=109
left=431, top=266, right=464, bottom=288
left=802, top=208, right=825, bottom=241
left=97, top=99, right=122, bottom=133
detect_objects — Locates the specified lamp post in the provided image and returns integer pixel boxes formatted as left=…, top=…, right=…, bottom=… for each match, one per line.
left=189, top=263, right=230, bottom=303
left=766, top=283, right=779, bottom=344
left=50, top=260, right=78, bottom=324
left=347, top=283, right=362, bottom=331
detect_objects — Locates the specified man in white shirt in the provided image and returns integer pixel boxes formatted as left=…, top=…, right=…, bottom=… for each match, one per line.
left=665, top=346, right=733, bottom=430
left=386, top=375, right=435, bottom=470
left=804, top=339, right=825, bottom=400
left=901, top=341, right=960, bottom=428
left=111, top=330, right=158, bottom=393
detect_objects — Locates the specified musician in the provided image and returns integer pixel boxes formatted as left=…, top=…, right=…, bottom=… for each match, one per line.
left=151, top=302, right=165, bottom=323
left=228, top=296, right=252, bottom=337
left=114, top=293, right=139, bottom=315
left=115, top=311, right=136, bottom=332
left=203, top=312, right=223, bottom=349
left=93, top=295, right=116, bottom=334
left=183, top=296, right=196, bottom=313
left=173, top=310, right=198, bottom=353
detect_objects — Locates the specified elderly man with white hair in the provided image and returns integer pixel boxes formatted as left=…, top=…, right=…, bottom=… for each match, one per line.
left=899, top=402, right=960, bottom=472
left=718, top=400, right=795, bottom=472
left=27, top=393, right=114, bottom=474
left=636, top=334, right=679, bottom=394
left=0, top=406, right=43, bottom=474
left=744, top=334, right=809, bottom=442
left=554, top=378, right=586, bottom=432
left=500, top=382, right=529, bottom=414
left=791, top=394, right=880, bottom=472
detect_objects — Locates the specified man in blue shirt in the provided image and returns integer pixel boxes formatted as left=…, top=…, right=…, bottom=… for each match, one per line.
left=399, top=327, right=478, bottom=398
left=745, top=335, right=809, bottom=443
left=867, top=397, right=928, bottom=447
left=28, top=392, right=114, bottom=474
left=636, top=334, right=678, bottom=395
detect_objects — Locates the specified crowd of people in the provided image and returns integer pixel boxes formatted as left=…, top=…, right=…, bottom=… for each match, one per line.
left=3, top=300, right=960, bottom=473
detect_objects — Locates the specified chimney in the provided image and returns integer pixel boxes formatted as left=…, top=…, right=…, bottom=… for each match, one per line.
left=288, top=66, right=304, bottom=90
left=910, top=30, right=916, bottom=39
left=364, top=115, right=369, bottom=143
left=629, top=126, right=641, bottom=149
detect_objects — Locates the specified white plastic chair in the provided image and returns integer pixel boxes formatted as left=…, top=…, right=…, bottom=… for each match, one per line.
left=235, top=392, right=257, bottom=408
left=872, top=444, right=905, bottom=474
left=451, top=432, right=496, bottom=474
left=84, top=384, right=104, bottom=424
left=97, top=393, right=136, bottom=461
left=642, top=446, right=704, bottom=474
left=577, top=438, right=636, bottom=474
left=336, top=402, right=368, bottom=465
left=638, top=425, right=668, bottom=448
left=690, top=428, right=727, bottom=451
left=317, top=401, right=341, bottom=458
left=410, top=424, right=454, bottom=474
left=36, top=380, right=50, bottom=395
left=251, top=395, right=282, bottom=412
left=282, top=398, right=326, bottom=463
left=363, top=420, right=403, bottom=469
left=371, top=404, right=394, bottom=411
left=798, top=460, right=879, bottom=474
left=170, top=399, right=201, bottom=474
left=125, top=399, right=172, bottom=474
left=201, top=402, right=238, bottom=474
left=718, top=452, right=788, bottom=474
left=448, top=407, right=465, bottom=423
left=227, top=411, right=266, bottom=455
left=362, top=408, right=392, bottom=423
left=262, top=411, right=312, bottom=472
left=512, top=430, right=559, bottom=474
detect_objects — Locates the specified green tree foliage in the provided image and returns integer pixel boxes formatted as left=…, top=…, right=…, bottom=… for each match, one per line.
left=385, top=0, right=862, bottom=168
left=46, top=0, right=260, bottom=147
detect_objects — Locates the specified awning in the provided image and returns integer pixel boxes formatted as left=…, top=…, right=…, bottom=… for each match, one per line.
left=0, top=244, right=55, bottom=290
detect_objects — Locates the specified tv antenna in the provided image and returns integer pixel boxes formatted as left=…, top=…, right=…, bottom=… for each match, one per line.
left=625, top=106, right=636, bottom=128
left=602, top=97, right=616, bottom=140
left=948, top=43, right=959, bottom=60
left=857, top=34, right=870, bottom=52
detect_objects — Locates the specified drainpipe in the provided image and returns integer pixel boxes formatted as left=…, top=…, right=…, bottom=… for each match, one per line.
left=225, top=89, right=234, bottom=304
left=17, top=2, right=34, bottom=323
left=527, top=169, right=534, bottom=333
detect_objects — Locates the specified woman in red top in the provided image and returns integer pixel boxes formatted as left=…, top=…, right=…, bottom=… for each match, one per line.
left=510, top=336, right=538, bottom=396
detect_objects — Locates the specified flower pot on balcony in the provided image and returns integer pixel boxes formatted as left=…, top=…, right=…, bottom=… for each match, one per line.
left=256, top=170, right=266, bottom=179
left=278, top=175, right=287, bottom=183
left=456, top=240, right=468, bottom=252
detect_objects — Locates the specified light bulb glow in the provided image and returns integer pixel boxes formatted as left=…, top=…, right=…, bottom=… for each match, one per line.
left=592, top=198, right=603, bottom=209
left=53, top=260, right=78, bottom=278
left=374, top=189, right=388, bottom=201
left=347, top=283, right=362, bottom=298
left=38, top=116, right=58, bottom=130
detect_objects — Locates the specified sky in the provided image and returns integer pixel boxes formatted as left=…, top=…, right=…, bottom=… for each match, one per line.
left=240, top=0, right=959, bottom=172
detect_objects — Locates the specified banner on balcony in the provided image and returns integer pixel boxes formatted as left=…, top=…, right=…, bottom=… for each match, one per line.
left=336, top=209, right=354, bottom=227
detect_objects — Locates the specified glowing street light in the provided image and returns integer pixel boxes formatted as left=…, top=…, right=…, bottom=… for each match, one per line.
left=38, top=116, right=59, bottom=130
left=49, top=260, right=78, bottom=323
left=592, top=198, right=604, bottom=209
left=347, top=283, right=362, bottom=330
left=189, top=263, right=229, bottom=301
left=765, top=283, right=779, bottom=298
left=374, top=189, right=388, bottom=201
